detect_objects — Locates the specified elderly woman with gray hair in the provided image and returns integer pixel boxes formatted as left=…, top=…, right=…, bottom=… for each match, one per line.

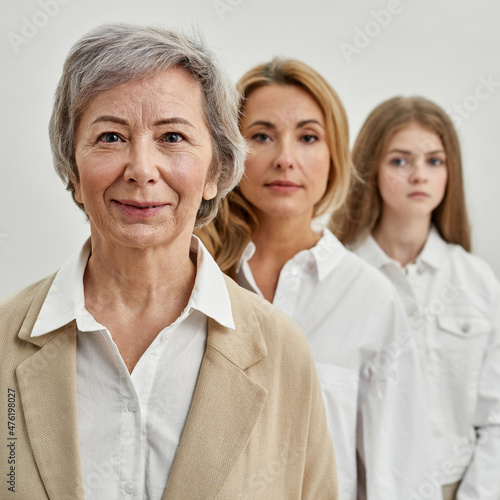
left=0, top=24, right=337, bottom=499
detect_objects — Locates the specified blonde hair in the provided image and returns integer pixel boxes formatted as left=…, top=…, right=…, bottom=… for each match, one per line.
left=197, top=58, right=352, bottom=277
left=330, top=96, right=471, bottom=251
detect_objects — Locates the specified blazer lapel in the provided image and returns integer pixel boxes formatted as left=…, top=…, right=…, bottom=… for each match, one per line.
left=16, top=282, right=84, bottom=500
left=164, top=280, right=269, bottom=499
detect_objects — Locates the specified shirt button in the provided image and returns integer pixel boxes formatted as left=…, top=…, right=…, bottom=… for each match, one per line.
left=289, top=267, right=298, bottom=276
left=461, top=322, right=471, bottom=333
left=124, top=481, right=137, bottom=494
left=127, top=400, right=138, bottom=412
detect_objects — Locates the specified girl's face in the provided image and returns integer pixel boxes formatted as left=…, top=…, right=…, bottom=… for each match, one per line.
left=377, top=122, right=448, bottom=221
left=239, top=84, right=331, bottom=222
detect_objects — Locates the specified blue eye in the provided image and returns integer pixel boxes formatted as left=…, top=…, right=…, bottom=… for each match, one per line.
left=164, top=132, right=183, bottom=143
left=252, top=133, right=270, bottom=142
left=429, top=157, right=443, bottom=166
left=99, top=132, right=121, bottom=143
left=391, top=158, right=407, bottom=167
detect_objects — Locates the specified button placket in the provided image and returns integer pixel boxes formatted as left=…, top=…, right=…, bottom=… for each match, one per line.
left=120, top=374, right=143, bottom=500
left=274, top=260, right=303, bottom=315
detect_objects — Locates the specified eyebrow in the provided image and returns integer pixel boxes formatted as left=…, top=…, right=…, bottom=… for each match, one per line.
left=92, top=116, right=129, bottom=126
left=154, top=117, right=194, bottom=128
left=91, top=116, right=194, bottom=128
left=246, top=120, right=276, bottom=130
left=246, top=119, right=324, bottom=130
left=386, top=148, right=445, bottom=155
left=297, top=119, right=324, bottom=128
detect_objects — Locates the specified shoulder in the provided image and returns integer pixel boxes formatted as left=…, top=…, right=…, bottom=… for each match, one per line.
left=443, top=243, right=500, bottom=301
left=448, top=242, right=496, bottom=277
left=333, top=246, right=403, bottom=309
left=317, top=229, right=400, bottom=299
left=223, top=275, right=314, bottom=365
left=345, top=247, right=395, bottom=285
left=0, top=274, right=56, bottom=340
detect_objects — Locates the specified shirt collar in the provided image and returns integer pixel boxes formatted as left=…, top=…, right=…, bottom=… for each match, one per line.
left=236, top=228, right=347, bottom=283
left=31, top=235, right=234, bottom=339
left=310, top=228, right=347, bottom=281
left=236, top=241, right=256, bottom=275
left=31, top=239, right=92, bottom=337
left=353, top=233, right=393, bottom=271
left=353, top=224, right=447, bottom=271
left=417, top=225, right=447, bottom=270
left=189, top=235, right=235, bottom=330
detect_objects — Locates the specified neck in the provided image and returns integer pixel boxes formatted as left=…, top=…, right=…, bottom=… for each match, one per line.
left=83, top=230, right=196, bottom=311
left=373, top=210, right=431, bottom=266
left=247, top=211, right=320, bottom=303
left=252, top=211, right=320, bottom=266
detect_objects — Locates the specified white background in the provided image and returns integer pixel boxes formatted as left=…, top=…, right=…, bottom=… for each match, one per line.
left=1, top=0, right=499, bottom=297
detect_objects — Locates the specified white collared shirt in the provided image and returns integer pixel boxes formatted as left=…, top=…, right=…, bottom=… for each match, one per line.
left=353, top=227, right=500, bottom=497
left=31, top=236, right=235, bottom=500
left=237, top=228, right=441, bottom=500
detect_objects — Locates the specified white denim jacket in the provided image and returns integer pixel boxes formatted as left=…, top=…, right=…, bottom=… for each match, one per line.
left=238, top=229, right=442, bottom=500
left=353, top=226, right=500, bottom=499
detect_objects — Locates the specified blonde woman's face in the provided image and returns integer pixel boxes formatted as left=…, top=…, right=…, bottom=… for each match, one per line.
left=239, top=84, right=330, bottom=222
left=377, top=123, right=448, bottom=221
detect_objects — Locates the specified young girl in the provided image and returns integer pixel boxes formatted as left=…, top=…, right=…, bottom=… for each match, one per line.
left=198, top=60, right=441, bottom=499
left=332, top=96, right=500, bottom=499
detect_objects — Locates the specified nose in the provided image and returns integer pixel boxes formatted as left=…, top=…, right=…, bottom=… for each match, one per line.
left=408, top=157, right=428, bottom=183
left=272, top=138, right=294, bottom=170
left=124, top=140, right=160, bottom=185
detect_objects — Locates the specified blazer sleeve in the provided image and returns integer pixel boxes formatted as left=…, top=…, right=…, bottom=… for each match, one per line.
left=301, top=353, right=339, bottom=499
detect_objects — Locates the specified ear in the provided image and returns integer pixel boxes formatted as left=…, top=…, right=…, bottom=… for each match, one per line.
left=202, top=162, right=221, bottom=201
left=72, top=176, right=83, bottom=205
left=202, top=179, right=218, bottom=201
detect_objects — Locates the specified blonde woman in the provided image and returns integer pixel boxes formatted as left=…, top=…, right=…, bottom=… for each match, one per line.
left=332, top=96, right=500, bottom=499
left=198, top=60, right=441, bottom=499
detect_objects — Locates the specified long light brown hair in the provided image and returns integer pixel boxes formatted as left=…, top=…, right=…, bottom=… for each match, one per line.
left=330, top=96, right=471, bottom=251
left=196, top=58, right=352, bottom=277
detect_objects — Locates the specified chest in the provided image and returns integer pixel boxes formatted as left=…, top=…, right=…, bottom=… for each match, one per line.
left=75, top=320, right=206, bottom=500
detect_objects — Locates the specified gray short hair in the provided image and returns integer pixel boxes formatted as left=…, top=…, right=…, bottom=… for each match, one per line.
left=49, top=23, right=246, bottom=227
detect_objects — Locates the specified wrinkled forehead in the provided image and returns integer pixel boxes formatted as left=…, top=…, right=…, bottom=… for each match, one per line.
left=74, top=66, right=211, bottom=143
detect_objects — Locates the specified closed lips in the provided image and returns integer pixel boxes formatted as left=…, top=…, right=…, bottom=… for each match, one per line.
left=115, top=200, right=169, bottom=207
left=266, top=180, right=300, bottom=186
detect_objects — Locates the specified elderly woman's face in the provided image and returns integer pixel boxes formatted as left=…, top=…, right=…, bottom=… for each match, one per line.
left=73, top=67, right=217, bottom=250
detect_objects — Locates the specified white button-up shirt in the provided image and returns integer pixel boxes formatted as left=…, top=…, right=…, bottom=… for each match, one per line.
left=353, top=227, right=500, bottom=498
left=31, top=236, right=235, bottom=500
left=237, top=228, right=440, bottom=500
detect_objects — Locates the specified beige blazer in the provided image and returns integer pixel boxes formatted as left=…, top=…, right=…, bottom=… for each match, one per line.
left=0, top=274, right=337, bottom=499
